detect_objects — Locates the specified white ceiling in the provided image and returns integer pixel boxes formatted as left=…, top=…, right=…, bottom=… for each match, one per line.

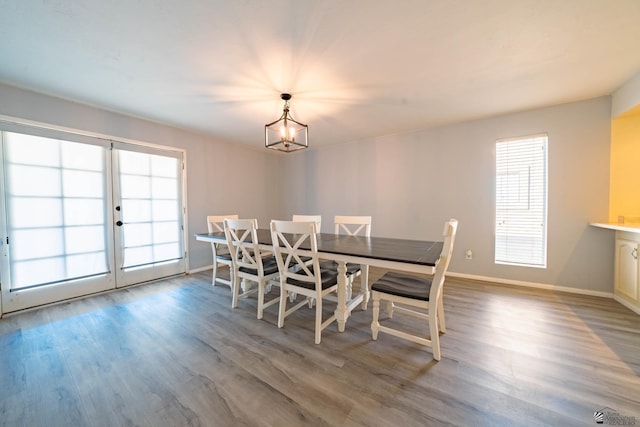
left=1, top=0, right=640, bottom=149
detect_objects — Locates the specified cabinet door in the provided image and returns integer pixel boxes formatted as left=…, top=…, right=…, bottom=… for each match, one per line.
left=615, top=239, right=639, bottom=301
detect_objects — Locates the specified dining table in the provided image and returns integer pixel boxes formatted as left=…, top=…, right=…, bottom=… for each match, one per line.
left=195, top=229, right=443, bottom=332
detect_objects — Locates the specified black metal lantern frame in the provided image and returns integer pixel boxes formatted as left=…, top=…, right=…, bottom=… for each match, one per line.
left=265, top=93, right=308, bottom=153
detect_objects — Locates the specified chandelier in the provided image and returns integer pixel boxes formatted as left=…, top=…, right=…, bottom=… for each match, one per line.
left=265, top=93, right=308, bottom=152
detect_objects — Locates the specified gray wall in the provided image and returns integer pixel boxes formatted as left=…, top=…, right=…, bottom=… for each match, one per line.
left=281, top=97, right=614, bottom=293
left=0, top=83, right=282, bottom=271
left=0, top=82, right=616, bottom=293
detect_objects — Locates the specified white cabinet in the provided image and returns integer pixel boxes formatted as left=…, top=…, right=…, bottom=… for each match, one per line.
left=590, top=223, right=640, bottom=314
left=615, top=237, right=639, bottom=301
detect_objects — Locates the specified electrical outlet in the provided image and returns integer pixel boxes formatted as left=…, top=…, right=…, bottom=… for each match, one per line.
left=465, top=249, right=473, bottom=260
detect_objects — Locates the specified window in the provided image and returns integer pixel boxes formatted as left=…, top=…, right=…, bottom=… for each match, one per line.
left=495, top=134, right=548, bottom=267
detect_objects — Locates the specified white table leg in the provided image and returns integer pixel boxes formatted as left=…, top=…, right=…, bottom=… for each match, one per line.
left=335, top=260, right=348, bottom=332
left=360, top=264, right=370, bottom=310
left=241, top=253, right=250, bottom=293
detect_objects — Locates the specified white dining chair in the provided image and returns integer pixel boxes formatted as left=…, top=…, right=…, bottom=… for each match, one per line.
left=292, top=214, right=322, bottom=232
left=321, top=215, right=372, bottom=307
left=207, top=214, right=238, bottom=288
left=291, top=214, right=323, bottom=273
left=270, top=220, right=339, bottom=344
left=370, top=218, right=458, bottom=361
left=224, top=218, right=281, bottom=318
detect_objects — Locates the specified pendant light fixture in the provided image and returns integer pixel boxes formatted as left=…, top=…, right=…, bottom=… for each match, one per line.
left=265, top=93, right=308, bottom=152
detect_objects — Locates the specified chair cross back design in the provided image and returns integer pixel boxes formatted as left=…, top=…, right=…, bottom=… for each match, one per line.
left=280, top=234, right=315, bottom=280
left=224, top=218, right=280, bottom=319
left=292, top=214, right=322, bottom=265
left=334, top=215, right=372, bottom=236
left=270, top=220, right=339, bottom=344
left=370, top=218, right=458, bottom=361
left=207, top=214, right=238, bottom=289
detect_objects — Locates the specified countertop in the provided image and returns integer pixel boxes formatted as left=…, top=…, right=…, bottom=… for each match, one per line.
left=590, top=222, right=640, bottom=233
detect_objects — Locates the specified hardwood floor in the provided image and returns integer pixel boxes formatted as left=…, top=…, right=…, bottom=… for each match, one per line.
left=1, top=268, right=639, bottom=426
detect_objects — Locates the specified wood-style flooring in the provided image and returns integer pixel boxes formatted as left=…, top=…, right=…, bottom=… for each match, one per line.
left=1, top=268, right=639, bottom=427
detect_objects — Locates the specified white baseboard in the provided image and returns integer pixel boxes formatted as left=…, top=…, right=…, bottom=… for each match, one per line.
left=447, top=272, right=613, bottom=299
left=190, top=266, right=616, bottom=298
left=188, top=265, right=213, bottom=274
left=613, top=295, right=640, bottom=315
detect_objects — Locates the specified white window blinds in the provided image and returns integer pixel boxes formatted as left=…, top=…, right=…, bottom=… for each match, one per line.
left=495, top=134, right=548, bottom=267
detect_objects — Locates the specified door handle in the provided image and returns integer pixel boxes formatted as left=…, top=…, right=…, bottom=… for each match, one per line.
left=116, top=221, right=123, bottom=227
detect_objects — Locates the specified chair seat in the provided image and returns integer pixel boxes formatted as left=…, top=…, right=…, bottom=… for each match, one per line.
left=239, top=255, right=279, bottom=276
left=319, top=260, right=361, bottom=275
left=287, top=268, right=338, bottom=290
left=371, top=219, right=457, bottom=362
left=216, top=251, right=233, bottom=261
left=371, top=271, right=433, bottom=301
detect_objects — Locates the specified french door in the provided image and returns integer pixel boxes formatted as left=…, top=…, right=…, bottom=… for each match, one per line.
left=0, top=128, right=186, bottom=313
left=112, top=145, right=185, bottom=287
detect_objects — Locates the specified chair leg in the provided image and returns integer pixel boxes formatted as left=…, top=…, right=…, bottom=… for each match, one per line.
left=387, top=301, right=394, bottom=318
left=257, top=280, right=265, bottom=319
left=211, top=259, right=218, bottom=287
left=371, top=294, right=380, bottom=340
left=231, top=270, right=240, bottom=308
left=437, top=294, right=446, bottom=333
left=315, top=295, right=322, bottom=344
left=278, top=285, right=287, bottom=328
left=429, top=302, right=441, bottom=361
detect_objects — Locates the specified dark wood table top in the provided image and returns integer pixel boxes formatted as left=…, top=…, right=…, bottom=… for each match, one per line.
left=196, top=230, right=443, bottom=267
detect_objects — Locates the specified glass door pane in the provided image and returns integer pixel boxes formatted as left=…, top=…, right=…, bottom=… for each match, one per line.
left=113, top=148, right=185, bottom=287
left=1, top=132, right=114, bottom=312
